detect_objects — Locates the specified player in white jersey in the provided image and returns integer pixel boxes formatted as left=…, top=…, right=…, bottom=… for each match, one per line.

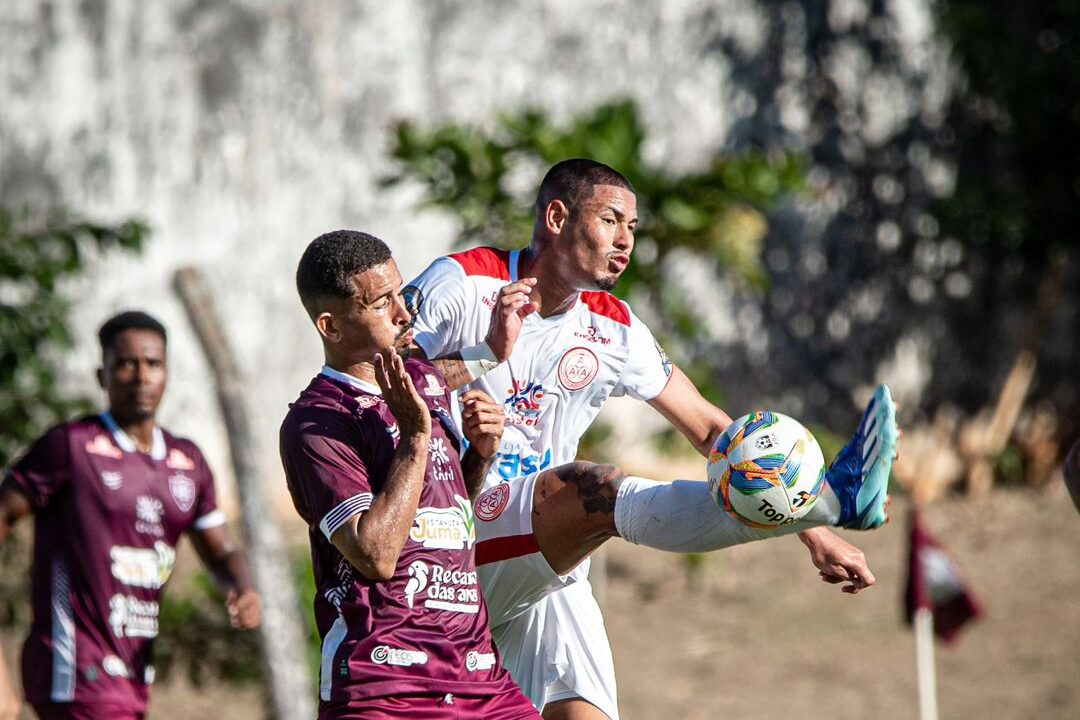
left=407, top=159, right=897, bottom=720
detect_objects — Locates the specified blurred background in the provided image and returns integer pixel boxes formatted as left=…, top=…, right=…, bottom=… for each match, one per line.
left=2, top=1, right=1078, bottom=718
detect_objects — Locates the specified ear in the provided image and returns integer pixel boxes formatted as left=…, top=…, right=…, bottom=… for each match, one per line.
left=315, top=312, right=342, bottom=343
left=544, top=199, right=570, bottom=235
left=96, top=367, right=106, bottom=390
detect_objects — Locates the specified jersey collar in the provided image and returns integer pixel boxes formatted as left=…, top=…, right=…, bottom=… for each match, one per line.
left=320, top=365, right=382, bottom=395
left=99, top=412, right=166, bottom=460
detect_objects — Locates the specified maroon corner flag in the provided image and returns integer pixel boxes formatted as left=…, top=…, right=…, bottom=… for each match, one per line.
left=904, top=507, right=983, bottom=644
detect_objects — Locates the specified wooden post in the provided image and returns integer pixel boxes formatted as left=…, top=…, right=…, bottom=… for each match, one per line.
left=174, top=267, right=314, bottom=720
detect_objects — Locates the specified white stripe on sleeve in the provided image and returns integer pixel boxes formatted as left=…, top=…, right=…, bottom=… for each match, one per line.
left=320, top=493, right=374, bottom=540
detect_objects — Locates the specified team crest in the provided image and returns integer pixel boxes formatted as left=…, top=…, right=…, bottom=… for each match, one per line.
left=165, top=449, right=196, bottom=470
left=168, top=474, right=197, bottom=512
left=86, top=434, right=123, bottom=459
left=475, top=482, right=511, bottom=521
left=557, top=347, right=599, bottom=391
left=355, top=395, right=381, bottom=410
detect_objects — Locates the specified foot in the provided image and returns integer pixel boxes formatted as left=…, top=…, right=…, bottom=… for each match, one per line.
left=827, top=384, right=898, bottom=529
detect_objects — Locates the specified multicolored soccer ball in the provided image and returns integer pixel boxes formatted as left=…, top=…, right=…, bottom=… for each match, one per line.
left=707, top=411, right=826, bottom=529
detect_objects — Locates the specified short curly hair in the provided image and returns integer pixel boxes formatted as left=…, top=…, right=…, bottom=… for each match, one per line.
left=535, top=158, right=635, bottom=215
left=296, top=230, right=392, bottom=316
left=98, top=311, right=167, bottom=358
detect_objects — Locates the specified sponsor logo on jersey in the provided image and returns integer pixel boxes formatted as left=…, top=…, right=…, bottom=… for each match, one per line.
left=654, top=338, right=673, bottom=377
left=481, top=290, right=498, bottom=310
left=574, top=325, right=612, bottom=345
left=422, top=373, right=445, bottom=397
left=428, top=437, right=455, bottom=482
left=370, top=645, right=429, bottom=667
left=401, top=284, right=424, bottom=317
left=404, top=560, right=429, bottom=608
left=165, top=448, right=196, bottom=470
left=168, top=474, right=197, bottom=512
left=355, top=394, right=382, bottom=410
left=86, top=434, right=123, bottom=459
left=324, top=557, right=356, bottom=609
left=409, top=495, right=475, bottom=550
left=108, top=594, right=159, bottom=638
left=496, top=448, right=552, bottom=479
left=475, top=482, right=510, bottom=521
left=101, top=471, right=123, bottom=490
left=401, top=559, right=480, bottom=614
left=504, top=379, right=545, bottom=426
left=557, top=347, right=599, bottom=391
left=135, top=496, right=165, bottom=537
left=466, top=650, right=497, bottom=672
left=110, top=541, right=176, bottom=589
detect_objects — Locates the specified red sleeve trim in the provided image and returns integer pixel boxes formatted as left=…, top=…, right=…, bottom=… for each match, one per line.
left=581, top=291, right=631, bottom=326
left=447, top=247, right=511, bottom=280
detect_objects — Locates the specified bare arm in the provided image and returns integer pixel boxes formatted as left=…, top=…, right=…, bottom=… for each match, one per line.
left=648, top=364, right=875, bottom=593
left=1065, top=439, right=1080, bottom=515
left=418, top=278, right=538, bottom=392
left=187, top=523, right=262, bottom=629
left=458, top=389, right=505, bottom=499
left=0, top=481, right=30, bottom=720
left=331, top=350, right=432, bottom=582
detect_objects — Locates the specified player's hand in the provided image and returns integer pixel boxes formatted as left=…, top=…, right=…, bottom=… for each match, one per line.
left=799, top=527, right=875, bottom=595
left=459, top=389, right=505, bottom=459
left=374, top=349, right=431, bottom=438
left=484, top=278, right=539, bottom=362
left=226, top=588, right=263, bottom=630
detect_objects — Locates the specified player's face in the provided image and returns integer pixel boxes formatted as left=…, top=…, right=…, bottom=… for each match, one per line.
left=100, top=329, right=167, bottom=422
left=338, top=259, right=414, bottom=358
left=557, top=184, right=637, bottom=291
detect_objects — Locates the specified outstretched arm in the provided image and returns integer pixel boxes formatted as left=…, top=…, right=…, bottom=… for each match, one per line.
left=647, top=365, right=876, bottom=594
left=188, top=523, right=262, bottom=629
left=1065, top=439, right=1080, bottom=515
left=421, top=278, right=538, bottom=391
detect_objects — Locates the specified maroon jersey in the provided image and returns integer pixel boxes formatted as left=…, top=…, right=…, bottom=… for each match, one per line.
left=280, top=360, right=523, bottom=709
left=5, top=414, right=223, bottom=711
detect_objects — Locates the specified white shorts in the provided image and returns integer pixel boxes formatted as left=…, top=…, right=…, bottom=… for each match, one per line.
left=474, top=475, right=620, bottom=719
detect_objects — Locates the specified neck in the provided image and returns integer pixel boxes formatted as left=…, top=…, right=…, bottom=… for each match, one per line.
left=520, top=246, right=580, bottom=318
left=110, top=411, right=156, bottom=451
left=326, top=357, right=378, bottom=385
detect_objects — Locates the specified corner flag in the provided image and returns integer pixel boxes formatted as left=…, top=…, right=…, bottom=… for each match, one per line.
left=904, top=507, right=983, bottom=643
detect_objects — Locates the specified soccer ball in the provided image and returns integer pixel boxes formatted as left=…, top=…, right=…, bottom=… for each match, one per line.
left=707, top=411, right=826, bottom=529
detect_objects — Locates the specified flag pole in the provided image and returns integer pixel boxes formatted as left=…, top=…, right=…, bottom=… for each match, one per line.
left=914, top=606, right=939, bottom=720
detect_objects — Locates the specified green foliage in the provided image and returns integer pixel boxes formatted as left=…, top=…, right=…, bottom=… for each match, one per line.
left=384, top=100, right=806, bottom=412
left=0, top=210, right=148, bottom=469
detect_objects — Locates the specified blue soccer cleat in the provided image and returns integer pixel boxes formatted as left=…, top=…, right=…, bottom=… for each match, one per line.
left=827, top=384, right=898, bottom=530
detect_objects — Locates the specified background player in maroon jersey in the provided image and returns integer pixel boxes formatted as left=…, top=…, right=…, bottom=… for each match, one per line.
left=0, top=311, right=261, bottom=720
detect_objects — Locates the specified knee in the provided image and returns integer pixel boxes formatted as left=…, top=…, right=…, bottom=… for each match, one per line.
left=554, top=462, right=625, bottom=515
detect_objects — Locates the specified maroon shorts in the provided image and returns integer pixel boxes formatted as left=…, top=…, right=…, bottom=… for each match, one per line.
left=320, top=688, right=541, bottom=719
left=31, top=702, right=144, bottom=720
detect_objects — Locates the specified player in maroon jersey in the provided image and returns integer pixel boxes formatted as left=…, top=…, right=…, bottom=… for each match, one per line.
left=281, top=230, right=540, bottom=719
left=0, top=311, right=261, bottom=720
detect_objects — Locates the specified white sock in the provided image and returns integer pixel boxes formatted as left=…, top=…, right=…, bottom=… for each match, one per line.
left=614, top=476, right=839, bottom=553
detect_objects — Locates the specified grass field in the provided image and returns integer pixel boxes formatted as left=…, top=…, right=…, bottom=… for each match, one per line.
left=5, top=482, right=1077, bottom=719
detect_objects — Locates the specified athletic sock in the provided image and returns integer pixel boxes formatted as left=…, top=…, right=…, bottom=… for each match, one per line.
left=613, top=476, right=838, bottom=553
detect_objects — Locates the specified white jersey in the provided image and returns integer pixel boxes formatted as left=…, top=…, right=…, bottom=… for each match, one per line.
left=409, top=246, right=673, bottom=488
